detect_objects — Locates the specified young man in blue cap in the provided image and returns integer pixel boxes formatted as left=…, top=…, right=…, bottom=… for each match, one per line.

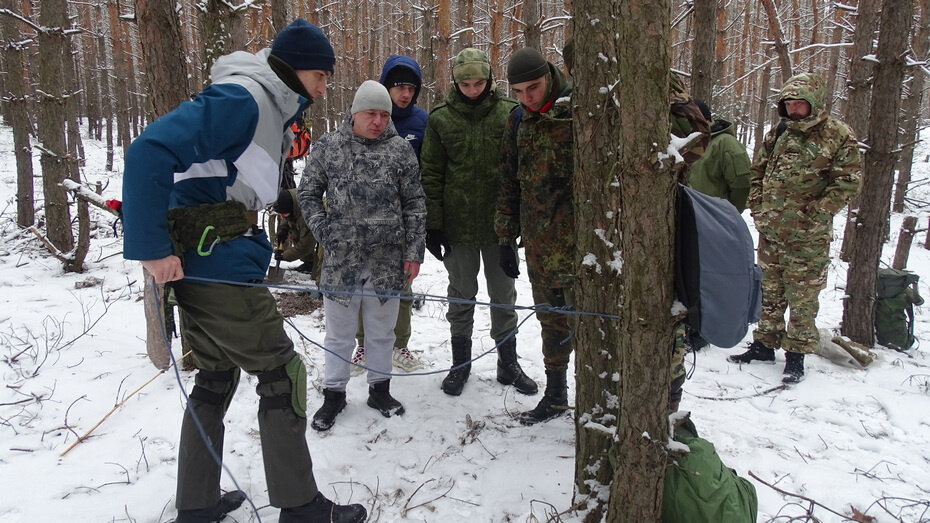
left=122, top=18, right=366, bottom=523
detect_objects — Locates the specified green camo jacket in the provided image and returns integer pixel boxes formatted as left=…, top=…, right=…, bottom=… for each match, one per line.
left=420, top=86, right=518, bottom=246
left=496, top=65, right=574, bottom=288
left=749, top=73, right=860, bottom=244
left=687, top=119, right=751, bottom=212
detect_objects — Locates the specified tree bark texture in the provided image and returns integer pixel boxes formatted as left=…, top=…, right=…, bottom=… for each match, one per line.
left=1, top=1, right=36, bottom=227
left=892, top=0, right=930, bottom=213
left=37, top=0, right=74, bottom=253
left=136, top=0, right=190, bottom=118
left=690, top=0, right=716, bottom=103
left=572, top=0, right=674, bottom=520
left=843, top=0, right=914, bottom=346
left=892, top=216, right=918, bottom=270
left=759, top=0, right=793, bottom=83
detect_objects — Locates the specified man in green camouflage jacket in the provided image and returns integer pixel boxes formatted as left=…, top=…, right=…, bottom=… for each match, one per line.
left=729, top=73, right=860, bottom=383
left=496, top=48, right=575, bottom=425
left=421, top=48, right=537, bottom=398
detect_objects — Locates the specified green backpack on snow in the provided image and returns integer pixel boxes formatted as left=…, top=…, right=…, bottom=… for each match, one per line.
left=663, top=420, right=758, bottom=523
left=875, top=268, right=923, bottom=350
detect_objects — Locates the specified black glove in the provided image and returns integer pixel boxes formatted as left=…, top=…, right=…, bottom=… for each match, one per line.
left=426, top=229, right=450, bottom=261
left=499, top=245, right=520, bottom=278
left=273, top=249, right=284, bottom=261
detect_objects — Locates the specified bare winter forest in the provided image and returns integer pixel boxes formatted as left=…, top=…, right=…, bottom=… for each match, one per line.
left=2, top=0, right=930, bottom=521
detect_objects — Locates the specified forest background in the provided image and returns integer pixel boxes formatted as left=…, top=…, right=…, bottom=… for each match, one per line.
left=2, top=0, right=930, bottom=522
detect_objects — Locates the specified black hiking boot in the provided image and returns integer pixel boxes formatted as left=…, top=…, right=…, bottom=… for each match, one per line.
left=279, top=491, right=367, bottom=523
left=175, top=490, right=246, bottom=523
left=782, top=352, right=805, bottom=384
left=518, top=369, right=569, bottom=426
left=441, top=336, right=472, bottom=396
left=311, top=388, right=346, bottom=432
left=367, top=380, right=405, bottom=417
left=727, top=340, right=776, bottom=364
left=496, top=338, right=538, bottom=395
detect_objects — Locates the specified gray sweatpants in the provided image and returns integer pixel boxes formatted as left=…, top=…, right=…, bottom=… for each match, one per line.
left=323, top=277, right=399, bottom=390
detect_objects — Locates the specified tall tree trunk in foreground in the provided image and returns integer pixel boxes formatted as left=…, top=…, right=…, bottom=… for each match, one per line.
left=843, top=0, right=914, bottom=346
left=573, top=0, right=675, bottom=520
left=690, top=0, right=716, bottom=103
left=37, top=0, right=74, bottom=253
left=136, top=0, right=190, bottom=118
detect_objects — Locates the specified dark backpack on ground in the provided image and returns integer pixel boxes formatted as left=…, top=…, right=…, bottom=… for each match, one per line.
left=675, top=185, right=762, bottom=348
left=875, top=268, right=923, bottom=350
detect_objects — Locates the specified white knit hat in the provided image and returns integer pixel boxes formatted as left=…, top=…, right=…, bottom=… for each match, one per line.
left=351, top=80, right=393, bottom=115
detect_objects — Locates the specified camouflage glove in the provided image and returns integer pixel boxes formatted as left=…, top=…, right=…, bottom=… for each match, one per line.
left=426, top=229, right=450, bottom=261
left=499, top=245, right=520, bottom=279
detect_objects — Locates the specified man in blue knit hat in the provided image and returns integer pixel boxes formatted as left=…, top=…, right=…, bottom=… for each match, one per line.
left=122, top=18, right=366, bottom=523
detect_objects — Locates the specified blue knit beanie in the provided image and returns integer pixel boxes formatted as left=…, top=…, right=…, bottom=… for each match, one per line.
left=271, top=19, right=335, bottom=73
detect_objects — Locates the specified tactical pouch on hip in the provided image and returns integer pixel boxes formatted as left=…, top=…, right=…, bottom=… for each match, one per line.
left=167, top=201, right=256, bottom=256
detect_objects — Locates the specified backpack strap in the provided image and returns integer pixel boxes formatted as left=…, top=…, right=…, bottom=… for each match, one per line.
left=509, top=106, right=523, bottom=142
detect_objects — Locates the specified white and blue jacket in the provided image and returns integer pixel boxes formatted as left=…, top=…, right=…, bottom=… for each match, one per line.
left=122, top=49, right=305, bottom=282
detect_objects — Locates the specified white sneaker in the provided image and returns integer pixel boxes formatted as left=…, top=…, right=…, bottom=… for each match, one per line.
left=392, top=347, right=425, bottom=372
left=350, top=346, right=365, bottom=377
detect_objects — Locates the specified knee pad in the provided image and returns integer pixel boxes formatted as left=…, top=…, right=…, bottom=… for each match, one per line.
left=256, top=355, right=307, bottom=418
left=190, top=368, right=240, bottom=411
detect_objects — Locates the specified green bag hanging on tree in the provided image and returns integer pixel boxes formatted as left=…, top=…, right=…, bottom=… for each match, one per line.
left=875, top=268, right=923, bottom=351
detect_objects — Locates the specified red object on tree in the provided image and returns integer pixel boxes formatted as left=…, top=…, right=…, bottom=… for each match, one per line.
left=105, top=199, right=122, bottom=212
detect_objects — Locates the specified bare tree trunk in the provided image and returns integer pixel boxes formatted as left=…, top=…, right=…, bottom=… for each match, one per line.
left=1, top=1, right=36, bottom=227
left=754, top=62, right=772, bottom=153
left=690, top=0, right=716, bottom=102
left=136, top=0, right=190, bottom=117
left=37, top=0, right=74, bottom=253
left=760, top=0, right=793, bottom=83
left=573, top=0, right=674, bottom=520
left=199, top=0, right=248, bottom=88
left=843, top=0, right=913, bottom=347
left=892, top=0, right=930, bottom=212
left=892, top=216, right=918, bottom=270
left=839, top=0, right=880, bottom=261
left=271, top=0, right=287, bottom=35
left=824, top=4, right=847, bottom=113
left=522, top=0, right=540, bottom=51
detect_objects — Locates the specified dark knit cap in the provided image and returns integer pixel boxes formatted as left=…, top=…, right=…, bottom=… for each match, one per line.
left=274, top=190, right=294, bottom=215
left=270, top=19, right=335, bottom=73
left=384, top=67, right=420, bottom=88
left=507, top=48, right=549, bottom=84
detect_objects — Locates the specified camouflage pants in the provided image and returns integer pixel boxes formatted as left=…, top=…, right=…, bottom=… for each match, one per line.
left=752, top=235, right=830, bottom=354
left=530, top=284, right=574, bottom=371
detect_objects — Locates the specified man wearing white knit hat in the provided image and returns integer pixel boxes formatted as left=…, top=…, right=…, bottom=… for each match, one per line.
left=298, top=80, right=426, bottom=431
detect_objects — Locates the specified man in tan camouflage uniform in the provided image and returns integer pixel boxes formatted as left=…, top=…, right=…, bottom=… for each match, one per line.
left=729, top=73, right=860, bottom=383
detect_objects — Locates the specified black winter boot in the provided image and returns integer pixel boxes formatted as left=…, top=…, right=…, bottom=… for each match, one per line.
left=311, top=388, right=346, bottom=432
left=727, top=340, right=776, bottom=364
left=441, top=336, right=472, bottom=396
left=279, top=491, right=367, bottom=523
left=175, top=490, right=247, bottom=523
left=496, top=338, right=538, bottom=395
left=518, top=369, right=569, bottom=426
left=367, top=380, right=405, bottom=417
left=782, top=352, right=805, bottom=384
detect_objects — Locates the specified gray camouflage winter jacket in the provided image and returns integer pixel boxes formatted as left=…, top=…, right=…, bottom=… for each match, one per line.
left=298, top=115, right=426, bottom=304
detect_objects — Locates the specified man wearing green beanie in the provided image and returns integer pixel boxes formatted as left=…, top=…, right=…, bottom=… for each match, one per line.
left=421, top=48, right=538, bottom=398
left=496, top=47, right=575, bottom=425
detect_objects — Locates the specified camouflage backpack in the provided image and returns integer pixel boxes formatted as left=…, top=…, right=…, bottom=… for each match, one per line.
left=875, top=268, right=923, bottom=350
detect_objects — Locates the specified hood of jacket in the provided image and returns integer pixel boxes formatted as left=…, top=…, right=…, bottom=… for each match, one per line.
left=777, top=73, right=828, bottom=133
left=211, top=48, right=304, bottom=123
left=710, top=118, right=736, bottom=138
left=379, top=55, right=423, bottom=120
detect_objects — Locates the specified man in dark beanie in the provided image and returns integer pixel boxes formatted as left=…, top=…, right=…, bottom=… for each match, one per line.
left=496, top=47, right=575, bottom=425
left=420, top=47, right=536, bottom=398
left=121, top=17, right=367, bottom=523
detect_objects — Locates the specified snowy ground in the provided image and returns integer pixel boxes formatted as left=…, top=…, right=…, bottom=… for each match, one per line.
left=1, top=123, right=929, bottom=523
